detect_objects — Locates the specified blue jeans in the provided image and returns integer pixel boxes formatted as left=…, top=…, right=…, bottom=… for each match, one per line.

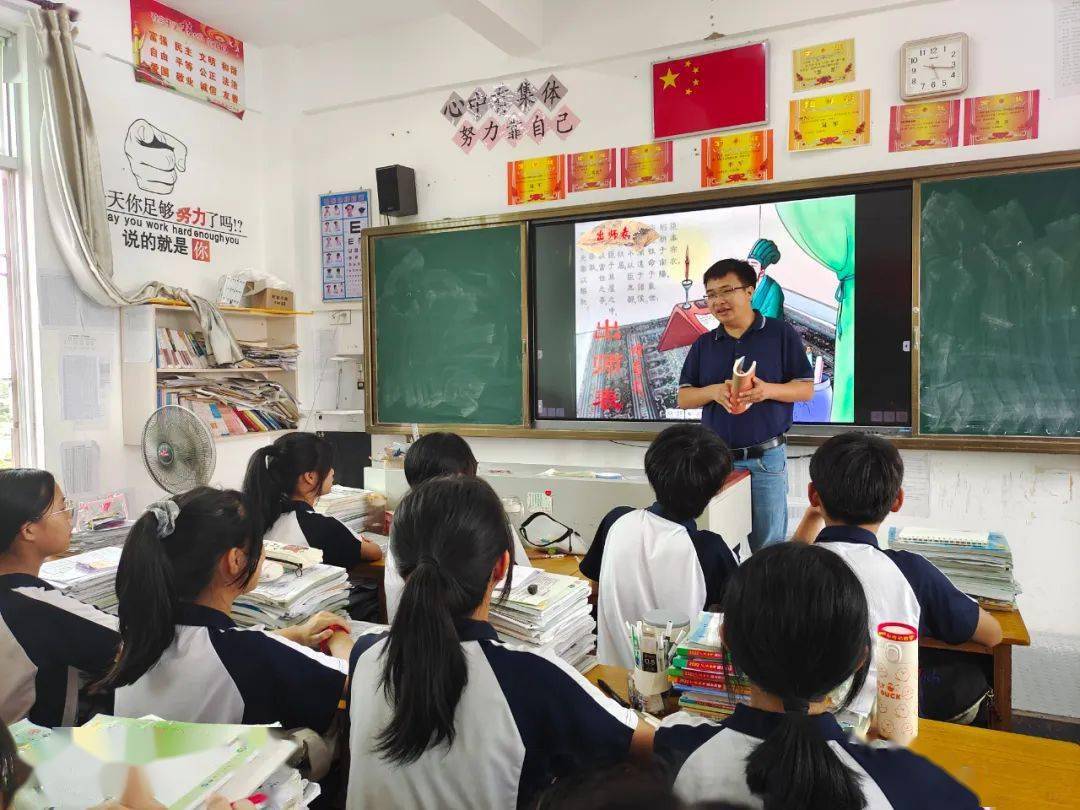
left=734, top=444, right=788, bottom=553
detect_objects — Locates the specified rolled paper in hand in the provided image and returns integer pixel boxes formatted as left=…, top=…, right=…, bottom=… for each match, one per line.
left=729, top=356, right=757, bottom=415
left=875, top=622, right=919, bottom=745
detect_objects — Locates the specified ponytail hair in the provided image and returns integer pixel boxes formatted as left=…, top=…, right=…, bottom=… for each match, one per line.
left=0, top=468, right=57, bottom=554
left=721, top=544, right=871, bottom=810
left=102, top=487, right=262, bottom=688
left=375, top=475, right=514, bottom=764
left=242, top=432, right=333, bottom=536
left=403, top=432, right=478, bottom=487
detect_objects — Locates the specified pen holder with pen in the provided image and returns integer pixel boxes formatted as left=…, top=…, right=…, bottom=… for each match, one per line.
left=627, top=610, right=689, bottom=715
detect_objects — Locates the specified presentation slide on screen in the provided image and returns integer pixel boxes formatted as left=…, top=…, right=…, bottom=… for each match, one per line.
left=572, top=196, right=855, bottom=424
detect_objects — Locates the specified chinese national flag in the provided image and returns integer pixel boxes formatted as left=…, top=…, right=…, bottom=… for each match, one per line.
left=652, top=43, right=768, bottom=140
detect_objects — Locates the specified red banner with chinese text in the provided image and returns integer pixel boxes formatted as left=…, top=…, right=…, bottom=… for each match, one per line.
left=131, top=0, right=245, bottom=118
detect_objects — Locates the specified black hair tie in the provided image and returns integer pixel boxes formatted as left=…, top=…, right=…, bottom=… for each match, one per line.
left=782, top=696, right=810, bottom=714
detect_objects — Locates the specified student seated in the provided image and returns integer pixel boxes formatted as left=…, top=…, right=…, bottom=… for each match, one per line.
left=580, top=424, right=739, bottom=668
left=655, top=543, right=980, bottom=810
left=243, top=432, right=383, bottom=569
left=792, top=433, right=1002, bottom=723
left=104, top=487, right=352, bottom=734
left=346, top=476, right=652, bottom=810
left=0, top=469, right=119, bottom=727
left=384, top=431, right=531, bottom=621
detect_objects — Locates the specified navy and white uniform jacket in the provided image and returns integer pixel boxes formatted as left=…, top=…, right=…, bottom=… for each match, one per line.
left=815, top=526, right=980, bottom=719
left=0, top=573, right=119, bottom=726
left=580, top=504, right=739, bottom=669
left=384, top=525, right=532, bottom=623
left=114, top=603, right=346, bottom=733
left=264, top=500, right=366, bottom=569
left=655, top=706, right=980, bottom=809
left=346, top=619, right=638, bottom=809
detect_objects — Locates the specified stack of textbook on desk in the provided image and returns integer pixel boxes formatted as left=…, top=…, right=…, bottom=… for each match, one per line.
left=39, top=546, right=123, bottom=615
left=888, top=527, right=1022, bottom=610
left=667, top=612, right=751, bottom=720
left=232, top=562, right=350, bottom=629
left=488, top=566, right=597, bottom=673
left=314, top=485, right=386, bottom=534
left=68, top=521, right=134, bottom=554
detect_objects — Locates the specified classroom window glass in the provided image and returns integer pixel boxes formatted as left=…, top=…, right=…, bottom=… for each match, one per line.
left=0, top=34, right=22, bottom=467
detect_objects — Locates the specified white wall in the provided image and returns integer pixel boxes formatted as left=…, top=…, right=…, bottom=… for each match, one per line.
left=281, top=0, right=1080, bottom=717
left=26, top=0, right=288, bottom=512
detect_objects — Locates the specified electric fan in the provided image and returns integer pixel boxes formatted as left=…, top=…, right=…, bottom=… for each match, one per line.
left=141, top=406, right=217, bottom=494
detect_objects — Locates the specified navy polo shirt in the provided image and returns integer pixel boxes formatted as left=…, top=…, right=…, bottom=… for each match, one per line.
left=815, top=525, right=980, bottom=645
left=264, top=500, right=366, bottom=568
left=346, top=618, right=638, bottom=809
left=679, top=310, right=812, bottom=449
left=113, top=602, right=347, bottom=733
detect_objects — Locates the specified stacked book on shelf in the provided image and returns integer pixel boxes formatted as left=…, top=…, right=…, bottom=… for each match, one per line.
left=235, top=339, right=299, bottom=370
left=232, top=543, right=350, bottom=629
left=488, top=566, right=597, bottom=673
left=157, top=328, right=212, bottom=369
left=158, top=376, right=300, bottom=436
left=667, top=611, right=751, bottom=720
left=158, top=330, right=299, bottom=372
left=39, top=546, right=123, bottom=615
left=314, top=486, right=387, bottom=534
left=888, top=527, right=1022, bottom=610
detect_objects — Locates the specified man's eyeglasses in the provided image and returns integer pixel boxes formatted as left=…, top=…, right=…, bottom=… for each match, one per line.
left=705, top=285, right=751, bottom=302
left=41, top=497, right=76, bottom=522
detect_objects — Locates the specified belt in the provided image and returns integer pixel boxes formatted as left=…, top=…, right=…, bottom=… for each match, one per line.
left=730, top=435, right=785, bottom=461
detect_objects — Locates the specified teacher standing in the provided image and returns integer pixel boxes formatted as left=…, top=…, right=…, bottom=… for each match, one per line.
left=677, top=259, right=814, bottom=552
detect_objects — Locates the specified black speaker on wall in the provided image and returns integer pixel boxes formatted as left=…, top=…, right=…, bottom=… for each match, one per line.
left=375, top=165, right=418, bottom=217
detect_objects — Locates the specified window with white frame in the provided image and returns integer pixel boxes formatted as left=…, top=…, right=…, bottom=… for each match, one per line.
left=0, top=30, right=26, bottom=468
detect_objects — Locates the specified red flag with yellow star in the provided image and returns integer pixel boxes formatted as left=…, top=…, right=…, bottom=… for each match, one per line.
left=652, top=43, right=768, bottom=139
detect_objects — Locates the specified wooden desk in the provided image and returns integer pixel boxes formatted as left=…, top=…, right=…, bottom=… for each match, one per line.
left=528, top=553, right=587, bottom=579
left=585, top=665, right=1080, bottom=810
left=922, top=607, right=1030, bottom=731
left=557, top=545, right=1028, bottom=732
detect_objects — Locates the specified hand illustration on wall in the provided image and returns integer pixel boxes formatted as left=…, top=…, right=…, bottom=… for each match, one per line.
left=124, top=118, right=188, bottom=194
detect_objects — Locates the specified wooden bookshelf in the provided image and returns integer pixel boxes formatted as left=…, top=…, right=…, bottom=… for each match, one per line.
left=120, top=303, right=306, bottom=446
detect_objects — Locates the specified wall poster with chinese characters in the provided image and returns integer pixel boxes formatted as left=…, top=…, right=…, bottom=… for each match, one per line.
left=106, top=117, right=249, bottom=268
left=131, top=0, right=245, bottom=118
left=789, top=90, right=870, bottom=151
left=444, top=75, right=579, bottom=153
left=320, top=191, right=370, bottom=301
left=963, top=90, right=1040, bottom=146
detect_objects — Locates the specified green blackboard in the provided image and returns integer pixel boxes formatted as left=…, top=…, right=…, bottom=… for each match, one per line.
left=370, top=224, right=525, bottom=427
left=919, top=167, right=1080, bottom=437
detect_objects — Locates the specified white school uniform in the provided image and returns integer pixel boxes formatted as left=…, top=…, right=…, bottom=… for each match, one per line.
left=0, top=573, right=119, bottom=726
left=384, top=524, right=532, bottom=623
left=264, top=500, right=367, bottom=569
left=114, top=603, right=346, bottom=733
left=346, top=619, right=637, bottom=810
left=655, top=706, right=980, bottom=809
left=580, top=504, right=739, bottom=669
left=814, top=526, right=980, bottom=721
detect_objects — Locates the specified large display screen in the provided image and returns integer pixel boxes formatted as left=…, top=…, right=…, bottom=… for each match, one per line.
left=532, top=185, right=912, bottom=429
